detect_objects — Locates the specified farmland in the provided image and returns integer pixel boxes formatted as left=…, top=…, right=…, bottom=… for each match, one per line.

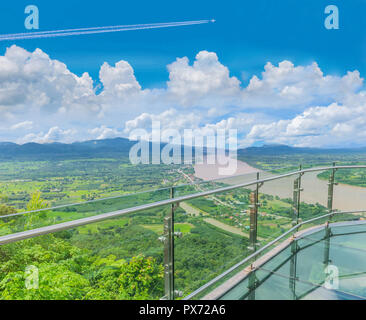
left=0, top=159, right=191, bottom=210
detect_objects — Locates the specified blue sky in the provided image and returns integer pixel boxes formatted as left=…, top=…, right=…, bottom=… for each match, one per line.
left=0, top=0, right=365, bottom=147
left=0, top=0, right=362, bottom=86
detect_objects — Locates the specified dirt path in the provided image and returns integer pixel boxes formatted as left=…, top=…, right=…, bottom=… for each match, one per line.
left=180, top=201, right=266, bottom=240
left=180, top=202, right=207, bottom=216
left=203, top=218, right=249, bottom=237
left=204, top=218, right=265, bottom=240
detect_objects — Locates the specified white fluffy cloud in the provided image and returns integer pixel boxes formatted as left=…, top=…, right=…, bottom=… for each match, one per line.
left=99, top=61, right=141, bottom=99
left=166, top=51, right=241, bottom=106
left=124, top=109, right=201, bottom=133
left=124, top=108, right=268, bottom=146
left=88, top=125, right=123, bottom=140
left=247, top=92, right=366, bottom=147
left=0, top=45, right=97, bottom=115
left=0, top=45, right=365, bottom=147
left=242, top=61, right=363, bottom=109
left=18, top=126, right=78, bottom=144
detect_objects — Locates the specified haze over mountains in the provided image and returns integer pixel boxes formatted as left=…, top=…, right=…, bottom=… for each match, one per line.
left=1, top=138, right=366, bottom=161
left=0, top=138, right=135, bottom=160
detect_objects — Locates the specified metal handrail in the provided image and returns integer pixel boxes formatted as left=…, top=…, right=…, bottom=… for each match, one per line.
left=183, top=209, right=366, bottom=300
left=0, top=165, right=366, bottom=245
left=0, top=163, right=295, bottom=219
left=0, top=163, right=289, bottom=219
left=0, top=185, right=173, bottom=219
left=1, top=164, right=362, bottom=220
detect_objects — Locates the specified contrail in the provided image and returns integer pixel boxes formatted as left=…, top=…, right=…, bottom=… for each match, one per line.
left=0, top=19, right=215, bottom=41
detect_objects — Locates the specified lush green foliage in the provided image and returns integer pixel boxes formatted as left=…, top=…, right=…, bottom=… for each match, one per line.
left=0, top=205, right=16, bottom=216
left=0, top=192, right=253, bottom=300
left=318, top=168, right=366, bottom=187
left=0, top=235, right=163, bottom=300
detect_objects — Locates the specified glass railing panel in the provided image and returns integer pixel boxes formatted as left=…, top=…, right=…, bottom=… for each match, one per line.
left=251, top=268, right=363, bottom=300
left=310, top=166, right=366, bottom=212
left=219, top=221, right=366, bottom=300
left=177, top=173, right=304, bottom=299
left=174, top=189, right=252, bottom=299
left=0, top=161, right=187, bottom=209
left=333, top=167, right=366, bottom=212
left=181, top=166, right=366, bottom=300
left=299, top=170, right=329, bottom=220
left=257, top=174, right=297, bottom=242
left=200, top=214, right=332, bottom=300
left=0, top=206, right=167, bottom=300
left=219, top=268, right=318, bottom=300
left=0, top=188, right=171, bottom=236
left=173, top=171, right=262, bottom=198
left=251, top=222, right=366, bottom=299
left=327, top=219, right=366, bottom=236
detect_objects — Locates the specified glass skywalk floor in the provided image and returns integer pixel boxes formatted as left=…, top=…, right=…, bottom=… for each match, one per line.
left=219, top=221, right=366, bottom=300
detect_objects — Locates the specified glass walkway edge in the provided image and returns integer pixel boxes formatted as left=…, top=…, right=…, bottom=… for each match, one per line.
left=205, top=220, right=366, bottom=300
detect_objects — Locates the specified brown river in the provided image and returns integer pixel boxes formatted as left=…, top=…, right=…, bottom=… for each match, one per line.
left=194, top=160, right=366, bottom=212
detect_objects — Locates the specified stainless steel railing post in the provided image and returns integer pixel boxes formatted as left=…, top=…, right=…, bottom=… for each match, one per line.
left=161, top=187, right=177, bottom=300
left=293, top=164, right=304, bottom=226
left=249, top=172, right=262, bottom=252
left=327, top=162, right=338, bottom=222
left=289, top=240, right=299, bottom=300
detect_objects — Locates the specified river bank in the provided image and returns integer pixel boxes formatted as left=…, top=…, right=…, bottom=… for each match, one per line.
left=194, top=159, right=366, bottom=212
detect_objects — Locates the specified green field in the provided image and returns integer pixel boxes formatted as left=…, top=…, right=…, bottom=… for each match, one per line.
left=141, top=223, right=194, bottom=235
left=0, top=159, right=195, bottom=211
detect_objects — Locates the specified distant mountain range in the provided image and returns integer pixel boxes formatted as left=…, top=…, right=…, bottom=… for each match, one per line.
left=0, top=138, right=365, bottom=161
left=0, top=138, right=136, bottom=160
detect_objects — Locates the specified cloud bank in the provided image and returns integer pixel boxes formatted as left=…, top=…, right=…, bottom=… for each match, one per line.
left=0, top=45, right=365, bottom=147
